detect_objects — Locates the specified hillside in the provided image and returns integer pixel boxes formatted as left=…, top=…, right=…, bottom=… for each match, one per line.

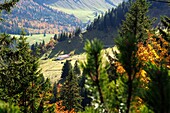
left=0, top=0, right=82, bottom=34
left=34, top=0, right=125, bottom=23
left=49, top=1, right=170, bottom=58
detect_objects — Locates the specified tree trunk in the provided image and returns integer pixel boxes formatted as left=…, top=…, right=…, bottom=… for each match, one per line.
left=96, top=79, right=104, bottom=104
left=126, top=78, right=132, bottom=113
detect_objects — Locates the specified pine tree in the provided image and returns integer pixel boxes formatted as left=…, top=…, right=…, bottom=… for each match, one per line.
left=60, top=67, right=82, bottom=112
left=82, top=39, right=109, bottom=111
left=115, top=0, right=152, bottom=112
left=73, top=60, right=81, bottom=76
left=143, top=63, right=170, bottom=113
left=0, top=33, right=53, bottom=112
left=61, top=60, right=72, bottom=79
left=119, top=0, right=152, bottom=42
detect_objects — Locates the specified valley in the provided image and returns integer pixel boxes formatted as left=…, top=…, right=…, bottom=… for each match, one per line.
left=42, top=0, right=125, bottom=22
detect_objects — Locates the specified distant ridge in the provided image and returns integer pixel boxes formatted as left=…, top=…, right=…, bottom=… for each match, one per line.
left=34, top=0, right=125, bottom=23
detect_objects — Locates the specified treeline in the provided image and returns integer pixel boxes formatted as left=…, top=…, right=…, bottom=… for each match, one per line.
left=30, top=27, right=81, bottom=57
left=87, top=1, right=129, bottom=31
left=87, top=0, right=170, bottom=32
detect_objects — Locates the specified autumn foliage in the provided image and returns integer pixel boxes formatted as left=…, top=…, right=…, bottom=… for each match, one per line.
left=55, top=101, right=76, bottom=113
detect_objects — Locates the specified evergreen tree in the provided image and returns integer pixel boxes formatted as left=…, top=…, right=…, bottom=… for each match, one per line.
left=75, top=27, right=81, bottom=36
left=61, top=60, right=72, bottom=79
left=115, top=0, right=152, bottom=112
left=51, top=82, right=58, bottom=103
left=82, top=39, right=109, bottom=111
left=53, top=34, right=57, bottom=41
left=60, top=67, right=82, bottom=112
left=0, top=33, right=53, bottom=112
left=119, top=0, right=152, bottom=42
left=73, top=60, right=81, bottom=76
left=143, top=63, right=170, bottom=113
left=79, top=71, right=92, bottom=110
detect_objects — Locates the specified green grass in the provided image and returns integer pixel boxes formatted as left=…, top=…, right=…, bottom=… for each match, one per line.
left=50, top=7, right=97, bottom=23
left=40, top=46, right=117, bottom=83
left=11, top=34, right=55, bottom=45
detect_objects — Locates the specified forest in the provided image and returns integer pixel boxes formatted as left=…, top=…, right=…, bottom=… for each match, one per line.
left=0, top=0, right=82, bottom=34
left=0, top=0, right=170, bottom=113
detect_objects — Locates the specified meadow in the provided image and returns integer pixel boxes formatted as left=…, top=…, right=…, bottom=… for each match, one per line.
left=40, top=46, right=117, bottom=83
left=11, top=34, right=55, bottom=45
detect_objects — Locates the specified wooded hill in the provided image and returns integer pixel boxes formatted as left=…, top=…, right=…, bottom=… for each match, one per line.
left=0, top=0, right=82, bottom=34
left=49, top=1, right=170, bottom=58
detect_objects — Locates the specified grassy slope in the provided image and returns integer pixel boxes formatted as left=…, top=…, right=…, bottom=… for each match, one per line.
left=40, top=47, right=117, bottom=83
left=11, top=34, right=54, bottom=45
left=44, top=0, right=124, bottom=23
left=49, top=28, right=117, bottom=58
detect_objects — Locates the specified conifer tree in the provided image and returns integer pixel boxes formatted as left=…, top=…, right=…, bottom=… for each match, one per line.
left=60, top=67, right=82, bottom=112
left=61, top=60, right=72, bottom=79
left=73, top=60, right=81, bottom=76
left=82, top=39, right=109, bottom=111
left=54, top=34, right=57, bottom=41
left=115, top=0, right=152, bottom=112
left=143, top=63, right=170, bottom=113
left=0, top=33, right=53, bottom=112
left=119, top=0, right=152, bottom=41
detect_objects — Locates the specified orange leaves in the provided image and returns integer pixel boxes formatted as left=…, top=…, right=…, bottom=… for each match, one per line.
left=137, top=42, right=157, bottom=64
left=55, top=101, right=76, bottom=113
left=137, top=33, right=169, bottom=68
left=114, top=62, right=126, bottom=74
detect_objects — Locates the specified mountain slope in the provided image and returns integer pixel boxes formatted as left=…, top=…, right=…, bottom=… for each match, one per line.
left=0, top=0, right=82, bottom=34
left=49, top=1, right=170, bottom=58
left=34, top=0, right=125, bottom=23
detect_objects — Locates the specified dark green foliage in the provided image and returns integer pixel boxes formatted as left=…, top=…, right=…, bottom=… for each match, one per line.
left=142, top=15, right=170, bottom=113
left=82, top=39, right=109, bottom=111
left=50, top=82, right=58, bottom=103
left=159, top=16, right=170, bottom=42
left=115, top=0, right=152, bottom=112
left=57, top=32, right=69, bottom=42
left=54, top=34, right=57, bottom=40
left=87, top=2, right=129, bottom=31
left=74, top=60, right=81, bottom=76
left=31, top=40, right=47, bottom=57
left=61, top=60, right=72, bottom=79
left=119, top=0, right=152, bottom=42
left=143, top=63, right=170, bottom=113
left=115, top=33, right=140, bottom=113
left=0, top=33, right=53, bottom=112
left=78, top=72, right=92, bottom=110
left=75, top=27, right=81, bottom=36
left=60, top=67, right=82, bottom=112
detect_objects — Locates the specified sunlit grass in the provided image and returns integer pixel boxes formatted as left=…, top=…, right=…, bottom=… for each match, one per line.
left=11, top=34, right=55, bottom=45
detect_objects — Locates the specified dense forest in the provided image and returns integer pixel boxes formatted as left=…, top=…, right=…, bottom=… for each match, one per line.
left=0, top=0, right=170, bottom=113
left=0, top=0, right=82, bottom=34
